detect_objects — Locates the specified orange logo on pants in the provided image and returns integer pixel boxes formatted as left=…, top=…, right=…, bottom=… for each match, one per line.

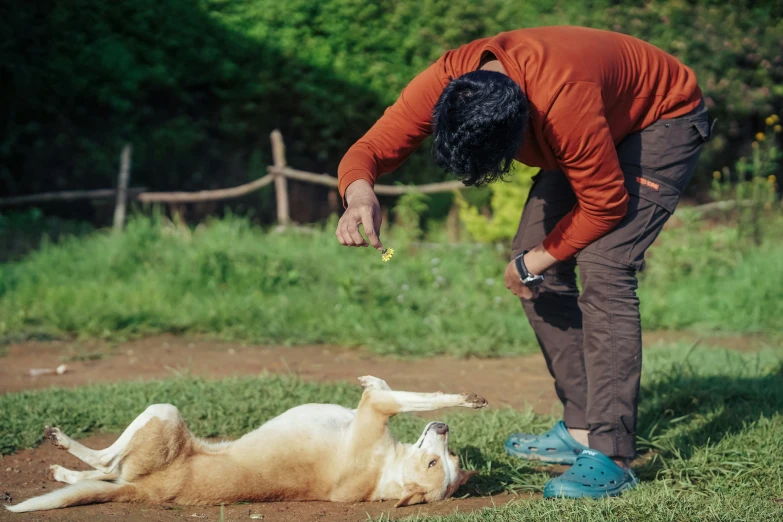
left=636, top=177, right=660, bottom=191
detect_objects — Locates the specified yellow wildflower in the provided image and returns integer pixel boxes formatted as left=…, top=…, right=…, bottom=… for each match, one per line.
left=381, top=247, right=395, bottom=262
left=769, top=175, right=777, bottom=184
left=712, top=171, right=721, bottom=180
left=766, top=116, right=775, bottom=126
left=775, top=125, right=782, bottom=133
left=755, top=132, right=766, bottom=142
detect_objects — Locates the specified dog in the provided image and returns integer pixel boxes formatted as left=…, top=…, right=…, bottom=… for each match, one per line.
left=6, top=376, right=487, bottom=513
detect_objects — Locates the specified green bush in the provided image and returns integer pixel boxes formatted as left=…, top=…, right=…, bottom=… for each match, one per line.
left=457, top=163, right=538, bottom=243
left=2, top=0, right=781, bottom=204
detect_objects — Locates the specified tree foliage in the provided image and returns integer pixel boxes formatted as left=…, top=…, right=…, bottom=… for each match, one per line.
left=1, top=0, right=781, bottom=206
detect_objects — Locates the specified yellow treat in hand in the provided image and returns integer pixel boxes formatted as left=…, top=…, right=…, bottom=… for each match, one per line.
left=381, top=248, right=395, bottom=262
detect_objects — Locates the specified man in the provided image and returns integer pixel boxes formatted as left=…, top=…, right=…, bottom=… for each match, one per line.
left=335, top=26, right=711, bottom=498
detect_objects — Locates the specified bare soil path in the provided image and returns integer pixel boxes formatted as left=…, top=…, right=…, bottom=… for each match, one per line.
left=0, top=335, right=561, bottom=412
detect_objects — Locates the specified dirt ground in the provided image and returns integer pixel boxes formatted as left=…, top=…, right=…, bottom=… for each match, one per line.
left=0, top=332, right=773, bottom=521
left=0, top=335, right=564, bottom=412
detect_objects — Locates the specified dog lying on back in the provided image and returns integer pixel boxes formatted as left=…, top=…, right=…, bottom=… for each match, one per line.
left=6, top=376, right=487, bottom=512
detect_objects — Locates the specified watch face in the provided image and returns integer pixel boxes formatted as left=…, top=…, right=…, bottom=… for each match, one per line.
left=524, top=276, right=545, bottom=288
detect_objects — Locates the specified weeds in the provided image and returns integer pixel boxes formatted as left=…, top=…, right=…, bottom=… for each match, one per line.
left=0, top=213, right=781, bottom=357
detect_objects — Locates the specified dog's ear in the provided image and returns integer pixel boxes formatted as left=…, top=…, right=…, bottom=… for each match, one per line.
left=458, top=469, right=479, bottom=486
left=394, top=487, right=427, bottom=508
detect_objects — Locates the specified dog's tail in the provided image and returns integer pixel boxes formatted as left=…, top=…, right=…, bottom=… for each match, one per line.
left=5, top=481, right=137, bottom=513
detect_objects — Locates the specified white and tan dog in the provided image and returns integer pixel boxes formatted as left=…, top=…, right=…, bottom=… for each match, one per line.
left=6, top=376, right=486, bottom=513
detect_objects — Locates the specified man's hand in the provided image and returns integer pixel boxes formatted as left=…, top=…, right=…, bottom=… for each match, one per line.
left=336, top=180, right=384, bottom=251
left=504, top=260, right=534, bottom=300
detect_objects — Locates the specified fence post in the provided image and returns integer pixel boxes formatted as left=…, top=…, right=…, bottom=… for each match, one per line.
left=113, top=143, right=132, bottom=232
left=270, top=130, right=290, bottom=226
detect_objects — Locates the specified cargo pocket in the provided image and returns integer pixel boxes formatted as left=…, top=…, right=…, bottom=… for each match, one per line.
left=691, top=116, right=712, bottom=144
left=578, top=168, right=682, bottom=271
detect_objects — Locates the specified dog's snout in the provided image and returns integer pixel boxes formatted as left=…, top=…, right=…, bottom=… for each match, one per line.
left=434, top=422, right=449, bottom=435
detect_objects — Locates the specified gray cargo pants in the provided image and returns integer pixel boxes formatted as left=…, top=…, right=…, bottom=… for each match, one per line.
left=511, top=101, right=711, bottom=458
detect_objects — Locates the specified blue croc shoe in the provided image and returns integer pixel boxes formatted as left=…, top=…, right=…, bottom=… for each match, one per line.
left=543, top=449, right=639, bottom=499
left=505, top=421, right=589, bottom=464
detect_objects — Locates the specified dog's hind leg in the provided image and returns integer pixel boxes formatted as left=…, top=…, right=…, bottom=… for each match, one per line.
left=45, top=404, right=184, bottom=474
left=49, top=465, right=120, bottom=485
left=5, top=481, right=136, bottom=513
left=44, top=426, right=110, bottom=472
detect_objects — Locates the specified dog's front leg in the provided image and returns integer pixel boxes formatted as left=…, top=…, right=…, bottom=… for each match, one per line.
left=362, top=389, right=488, bottom=416
left=352, top=376, right=487, bottom=434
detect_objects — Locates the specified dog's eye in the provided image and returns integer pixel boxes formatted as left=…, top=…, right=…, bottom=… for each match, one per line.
left=448, top=450, right=456, bottom=457
left=428, top=459, right=438, bottom=468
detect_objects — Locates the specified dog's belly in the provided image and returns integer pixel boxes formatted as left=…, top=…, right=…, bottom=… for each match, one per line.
left=236, top=403, right=356, bottom=445
left=201, top=404, right=362, bottom=502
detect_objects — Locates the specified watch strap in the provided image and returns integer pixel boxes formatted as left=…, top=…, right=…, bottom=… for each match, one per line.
left=514, top=252, right=530, bottom=279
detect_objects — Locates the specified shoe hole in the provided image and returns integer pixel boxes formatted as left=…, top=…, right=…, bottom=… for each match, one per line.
left=528, top=446, right=537, bottom=451
left=598, top=484, right=605, bottom=487
left=578, top=463, right=582, bottom=467
left=546, top=448, right=557, bottom=452
left=512, top=442, right=520, bottom=448
left=589, top=466, right=593, bottom=470
left=609, top=480, right=616, bottom=485
left=601, top=471, right=604, bottom=475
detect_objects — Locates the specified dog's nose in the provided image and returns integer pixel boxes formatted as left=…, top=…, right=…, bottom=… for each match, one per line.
left=434, top=423, right=449, bottom=435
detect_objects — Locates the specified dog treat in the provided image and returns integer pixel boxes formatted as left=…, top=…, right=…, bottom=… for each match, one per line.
left=381, top=247, right=395, bottom=262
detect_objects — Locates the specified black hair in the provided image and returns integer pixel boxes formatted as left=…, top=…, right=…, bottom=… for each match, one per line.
left=431, top=70, right=528, bottom=186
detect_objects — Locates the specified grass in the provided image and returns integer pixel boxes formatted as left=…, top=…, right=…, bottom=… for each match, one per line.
left=0, top=212, right=781, bottom=357
left=1, top=346, right=782, bottom=521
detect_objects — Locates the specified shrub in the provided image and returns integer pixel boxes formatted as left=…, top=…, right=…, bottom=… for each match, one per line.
left=2, top=0, right=781, bottom=208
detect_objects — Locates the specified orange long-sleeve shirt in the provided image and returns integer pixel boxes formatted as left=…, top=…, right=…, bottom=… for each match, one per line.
left=337, top=26, right=702, bottom=260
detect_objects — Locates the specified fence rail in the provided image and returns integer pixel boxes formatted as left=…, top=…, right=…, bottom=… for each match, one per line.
left=0, top=130, right=466, bottom=228
left=0, top=187, right=147, bottom=206
left=0, top=130, right=762, bottom=228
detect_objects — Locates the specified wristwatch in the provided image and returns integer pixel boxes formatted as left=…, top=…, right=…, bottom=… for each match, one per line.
left=514, top=251, right=545, bottom=288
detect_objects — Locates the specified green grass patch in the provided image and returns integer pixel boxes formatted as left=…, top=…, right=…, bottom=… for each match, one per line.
left=0, top=214, right=781, bottom=357
left=1, top=346, right=782, bottom=521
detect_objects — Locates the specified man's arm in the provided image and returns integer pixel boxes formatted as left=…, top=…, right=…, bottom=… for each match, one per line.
left=539, top=83, right=629, bottom=261
left=512, top=82, right=629, bottom=286
left=336, top=58, right=450, bottom=249
left=337, top=58, right=450, bottom=200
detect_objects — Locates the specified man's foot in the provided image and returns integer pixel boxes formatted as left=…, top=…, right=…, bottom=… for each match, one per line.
left=543, top=449, right=639, bottom=499
left=505, top=421, right=590, bottom=465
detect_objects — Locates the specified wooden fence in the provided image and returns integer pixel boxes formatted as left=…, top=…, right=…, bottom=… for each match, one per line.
left=0, top=130, right=465, bottom=230
left=0, top=130, right=758, bottom=231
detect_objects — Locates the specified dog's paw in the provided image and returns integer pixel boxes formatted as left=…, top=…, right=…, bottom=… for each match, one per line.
left=461, top=393, right=488, bottom=409
left=358, top=376, right=391, bottom=391
left=49, top=465, right=76, bottom=484
left=44, top=426, right=70, bottom=450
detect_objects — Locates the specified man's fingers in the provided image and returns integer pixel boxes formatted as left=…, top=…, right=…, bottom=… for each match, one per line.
left=336, top=205, right=383, bottom=250
left=336, top=218, right=353, bottom=246
left=337, top=216, right=361, bottom=247
left=345, top=217, right=368, bottom=246
left=360, top=209, right=383, bottom=251
left=335, top=227, right=349, bottom=246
